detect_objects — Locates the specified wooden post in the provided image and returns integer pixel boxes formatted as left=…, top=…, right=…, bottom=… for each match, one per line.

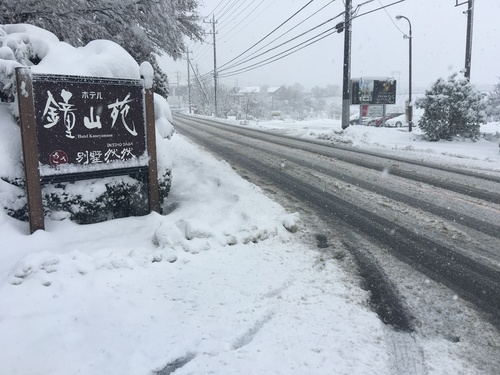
left=144, top=87, right=160, bottom=213
left=15, top=67, right=45, bottom=233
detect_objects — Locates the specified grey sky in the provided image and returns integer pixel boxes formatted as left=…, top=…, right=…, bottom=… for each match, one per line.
left=160, top=0, right=500, bottom=92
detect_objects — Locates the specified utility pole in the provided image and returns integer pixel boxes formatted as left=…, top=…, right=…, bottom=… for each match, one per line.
left=205, top=15, right=218, bottom=117
left=186, top=50, right=192, bottom=113
left=341, top=0, right=352, bottom=130
left=464, top=0, right=474, bottom=80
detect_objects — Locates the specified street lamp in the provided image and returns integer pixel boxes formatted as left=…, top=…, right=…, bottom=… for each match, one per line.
left=395, top=15, right=413, bottom=132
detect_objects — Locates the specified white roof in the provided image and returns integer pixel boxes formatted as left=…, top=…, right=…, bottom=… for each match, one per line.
left=238, top=86, right=261, bottom=94
left=267, top=86, right=282, bottom=93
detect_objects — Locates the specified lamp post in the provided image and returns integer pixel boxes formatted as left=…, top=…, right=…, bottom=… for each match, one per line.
left=395, top=15, right=413, bottom=132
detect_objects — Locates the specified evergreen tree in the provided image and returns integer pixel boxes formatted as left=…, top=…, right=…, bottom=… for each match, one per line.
left=487, top=79, right=500, bottom=121
left=416, top=73, right=487, bottom=141
left=1, top=0, right=202, bottom=60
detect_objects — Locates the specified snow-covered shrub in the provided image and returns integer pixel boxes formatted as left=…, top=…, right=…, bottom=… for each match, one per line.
left=0, top=24, right=174, bottom=224
left=416, top=73, right=487, bottom=141
left=486, top=79, right=500, bottom=121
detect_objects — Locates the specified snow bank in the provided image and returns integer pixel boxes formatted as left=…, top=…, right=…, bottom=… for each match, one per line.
left=237, top=117, right=500, bottom=172
left=1, top=24, right=138, bottom=78
left=0, top=134, right=393, bottom=375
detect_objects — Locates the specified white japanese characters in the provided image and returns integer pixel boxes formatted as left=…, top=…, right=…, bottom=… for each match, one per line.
left=41, top=89, right=137, bottom=138
left=42, top=89, right=76, bottom=138
left=38, top=86, right=143, bottom=167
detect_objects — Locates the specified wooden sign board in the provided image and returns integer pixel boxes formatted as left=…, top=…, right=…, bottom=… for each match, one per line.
left=15, top=68, right=159, bottom=233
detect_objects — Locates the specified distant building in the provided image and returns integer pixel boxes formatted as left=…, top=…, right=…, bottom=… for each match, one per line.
left=237, top=86, right=262, bottom=95
left=267, top=86, right=284, bottom=110
left=235, top=86, right=285, bottom=119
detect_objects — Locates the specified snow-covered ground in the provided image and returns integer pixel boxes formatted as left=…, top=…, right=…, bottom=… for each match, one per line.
left=240, top=117, right=500, bottom=174
left=1, top=24, right=500, bottom=375
left=2, top=118, right=499, bottom=374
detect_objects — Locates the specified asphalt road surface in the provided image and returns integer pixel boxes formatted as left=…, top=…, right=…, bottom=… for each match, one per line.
left=172, top=112, right=500, bottom=333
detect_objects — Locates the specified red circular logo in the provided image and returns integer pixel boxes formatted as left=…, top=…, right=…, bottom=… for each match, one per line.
left=49, top=150, right=69, bottom=166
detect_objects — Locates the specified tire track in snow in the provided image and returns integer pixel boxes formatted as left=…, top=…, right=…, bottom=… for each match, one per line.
left=173, top=114, right=500, bottom=329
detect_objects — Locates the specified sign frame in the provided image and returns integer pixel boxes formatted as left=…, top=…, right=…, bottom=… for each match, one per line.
left=15, top=67, right=160, bottom=233
left=351, top=77, right=397, bottom=105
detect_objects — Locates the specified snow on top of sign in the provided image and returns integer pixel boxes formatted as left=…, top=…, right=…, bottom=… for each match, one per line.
left=34, top=39, right=140, bottom=79
left=139, top=62, right=154, bottom=89
left=0, top=46, right=15, bottom=61
left=154, top=94, right=174, bottom=139
left=0, top=24, right=140, bottom=80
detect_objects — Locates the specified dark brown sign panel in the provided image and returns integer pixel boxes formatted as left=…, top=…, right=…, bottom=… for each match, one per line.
left=31, top=74, right=147, bottom=175
left=16, top=68, right=159, bottom=233
left=351, top=78, right=397, bottom=105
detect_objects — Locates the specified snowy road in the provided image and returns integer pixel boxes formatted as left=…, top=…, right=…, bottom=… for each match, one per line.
left=173, top=112, right=500, bottom=330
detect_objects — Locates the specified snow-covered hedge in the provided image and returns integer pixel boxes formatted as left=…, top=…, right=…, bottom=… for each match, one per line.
left=0, top=24, right=174, bottom=223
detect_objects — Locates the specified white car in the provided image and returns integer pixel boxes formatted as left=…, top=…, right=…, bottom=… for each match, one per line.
left=385, top=114, right=419, bottom=127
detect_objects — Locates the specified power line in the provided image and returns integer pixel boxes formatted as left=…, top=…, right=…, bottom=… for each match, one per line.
left=226, top=0, right=336, bottom=68
left=217, top=0, right=242, bottom=20
left=218, top=1, right=248, bottom=26
left=218, top=29, right=338, bottom=78
left=217, top=0, right=316, bottom=71
left=351, top=0, right=406, bottom=20
left=194, top=0, right=408, bottom=85
left=376, top=0, right=405, bottom=35
left=204, top=0, right=225, bottom=18
left=217, top=0, right=271, bottom=43
left=212, top=0, right=238, bottom=20
left=218, top=17, right=337, bottom=74
left=218, top=21, right=343, bottom=78
left=207, top=2, right=339, bottom=77
left=191, top=1, right=250, bottom=65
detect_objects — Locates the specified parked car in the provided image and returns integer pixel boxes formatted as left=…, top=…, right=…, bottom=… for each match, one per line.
left=349, top=114, right=372, bottom=125
left=367, top=112, right=404, bottom=127
left=349, top=113, right=361, bottom=124
left=361, top=117, right=376, bottom=126
left=385, top=113, right=421, bottom=128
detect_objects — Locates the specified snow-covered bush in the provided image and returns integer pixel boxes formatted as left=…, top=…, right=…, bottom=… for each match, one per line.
left=486, top=79, right=500, bottom=121
left=0, top=24, right=173, bottom=224
left=416, top=73, right=487, bottom=141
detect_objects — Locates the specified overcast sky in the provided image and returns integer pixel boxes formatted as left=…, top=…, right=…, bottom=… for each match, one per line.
left=160, top=0, right=500, bottom=93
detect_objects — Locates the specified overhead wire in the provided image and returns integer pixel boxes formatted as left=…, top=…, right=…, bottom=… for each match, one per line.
left=217, top=0, right=316, bottom=71
left=376, top=0, right=406, bottom=35
left=211, top=0, right=238, bottom=20
left=191, top=0, right=248, bottom=63
left=218, top=16, right=337, bottom=74
left=216, top=0, right=242, bottom=20
left=204, top=0, right=225, bottom=18
left=194, top=0, right=407, bottom=83
left=218, top=1, right=249, bottom=27
left=218, top=28, right=341, bottom=78
left=194, top=0, right=304, bottom=68
left=217, top=0, right=271, bottom=43
left=218, top=11, right=345, bottom=78
left=244, top=1, right=335, bottom=53
left=352, top=0, right=406, bottom=19
left=220, top=0, right=336, bottom=72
